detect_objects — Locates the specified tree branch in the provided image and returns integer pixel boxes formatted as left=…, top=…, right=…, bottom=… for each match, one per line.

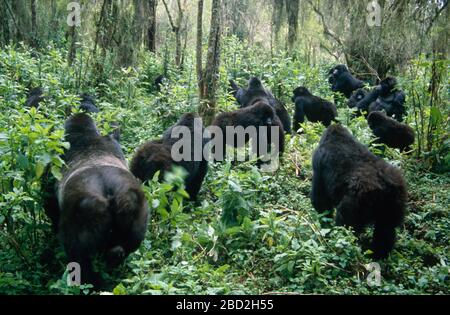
left=162, top=0, right=176, bottom=31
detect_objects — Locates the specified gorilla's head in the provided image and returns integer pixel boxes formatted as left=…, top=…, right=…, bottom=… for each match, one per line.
left=250, top=101, right=277, bottom=126
left=367, top=111, right=387, bottom=128
left=348, top=88, right=368, bottom=108
left=292, top=87, right=312, bottom=100
left=64, top=113, right=100, bottom=143
left=331, top=64, right=349, bottom=76
left=248, top=77, right=264, bottom=90
left=379, top=77, right=398, bottom=96
left=232, top=77, right=273, bottom=107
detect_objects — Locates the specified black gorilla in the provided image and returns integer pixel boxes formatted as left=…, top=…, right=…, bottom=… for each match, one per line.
left=292, top=87, right=338, bottom=130
left=328, top=65, right=365, bottom=98
left=25, top=87, right=45, bottom=107
left=211, top=101, right=285, bottom=165
left=347, top=88, right=369, bottom=109
left=229, top=77, right=292, bottom=133
left=368, top=111, right=415, bottom=152
left=43, top=113, right=149, bottom=285
left=311, top=124, right=407, bottom=259
left=355, top=77, right=406, bottom=122
left=154, top=75, right=167, bottom=92
left=130, top=113, right=209, bottom=201
left=368, top=77, right=406, bottom=122
left=79, top=93, right=99, bottom=113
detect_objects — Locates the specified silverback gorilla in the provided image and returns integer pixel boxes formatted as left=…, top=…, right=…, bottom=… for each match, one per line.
left=211, top=101, right=285, bottom=166
left=44, top=113, right=149, bottom=286
left=229, top=77, right=292, bottom=133
left=292, top=87, right=338, bottom=130
left=130, top=113, right=209, bottom=201
left=355, top=77, right=407, bottom=122
left=311, top=124, right=407, bottom=259
left=328, top=65, right=365, bottom=98
left=368, top=111, right=415, bottom=152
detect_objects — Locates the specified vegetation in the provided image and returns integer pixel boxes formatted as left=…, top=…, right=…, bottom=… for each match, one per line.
left=0, top=0, right=448, bottom=295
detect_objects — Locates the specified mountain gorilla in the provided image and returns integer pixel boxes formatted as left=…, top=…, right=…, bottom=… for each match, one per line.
left=25, top=87, right=45, bottom=108
left=368, top=77, right=406, bottom=122
left=79, top=93, right=99, bottom=113
left=368, top=111, right=415, bottom=152
left=130, top=113, right=209, bottom=201
left=154, top=75, right=167, bottom=92
left=211, top=101, right=285, bottom=167
left=292, top=87, right=338, bottom=130
left=347, top=88, right=369, bottom=109
left=43, top=113, right=149, bottom=286
left=328, top=65, right=365, bottom=98
left=229, top=77, right=292, bottom=133
left=354, top=77, right=406, bottom=122
left=311, top=124, right=407, bottom=259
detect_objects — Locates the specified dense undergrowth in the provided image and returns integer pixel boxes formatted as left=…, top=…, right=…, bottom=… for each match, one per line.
left=0, top=39, right=448, bottom=295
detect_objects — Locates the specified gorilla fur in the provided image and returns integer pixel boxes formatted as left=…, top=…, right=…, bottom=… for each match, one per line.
left=355, top=77, right=407, bottom=122
left=368, top=111, right=415, bottom=152
left=229, top=77, right=292, bottom=133
left=211, top=101, right=285, bottom=165
left=328, top=65, right=365, bottom=98
left=130, top=113, right=209, bottom=201
left=368, top=77, right=406, bottom=122
left=43, top=113, right=149, bottom=285
left=348, top=88, right=369, bottom=109
left=311, top=124, right=407, bottom=259
left=154, top=75, right=167, bottom=92
left=79, top=93, right=99, bottom=113
left=25, top=87, right=45, bottom=108
left=292, top=87, right=338, bottom=130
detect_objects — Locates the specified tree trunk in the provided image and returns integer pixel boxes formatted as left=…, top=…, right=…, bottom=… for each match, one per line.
left=272, top=0, right=284, bottom=47
left=285, top=0, right=299, bottom=52
left=147, top=0, right=157, bottom=52
left=31, top=0, right=37, bottom=47
left=198, top=0, right=222, bottom=125
left=196, top=0, right=204, bottom=92
left=67, top=25, right=77, bottom=65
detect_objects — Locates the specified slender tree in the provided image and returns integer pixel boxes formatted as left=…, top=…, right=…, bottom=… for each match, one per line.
left=198, top=0, right=222, bottom=125
left=147, top=0, right=158, bottom=52
left=285, top=0, right=299, bottom=52
left=30, top=0, right=37, bottom=47
left=162, top=0, right=187, bottom=67
left=196, top=0, right=204, bottom=92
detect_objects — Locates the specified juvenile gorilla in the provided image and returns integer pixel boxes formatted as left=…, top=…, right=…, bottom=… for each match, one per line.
left=347, top=88, right=368, bottom=109
left=43, top=113, right=149, bottom=285
left=368, top=111, right=415, bottom=152
left=130, top=113, right=208, bottom=201
left=229, top=77, right=292, bottom=133
left=211, top=101, right=285, bottom=165
left=79, top=93, right=99, bottom=113
left=25, top=87, right=45, bottom=108
left=311, top=124, right=407, bottom=259
left=292, top=87, right=338, bottom=130
left=328, top=65, right=364, bottom=98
